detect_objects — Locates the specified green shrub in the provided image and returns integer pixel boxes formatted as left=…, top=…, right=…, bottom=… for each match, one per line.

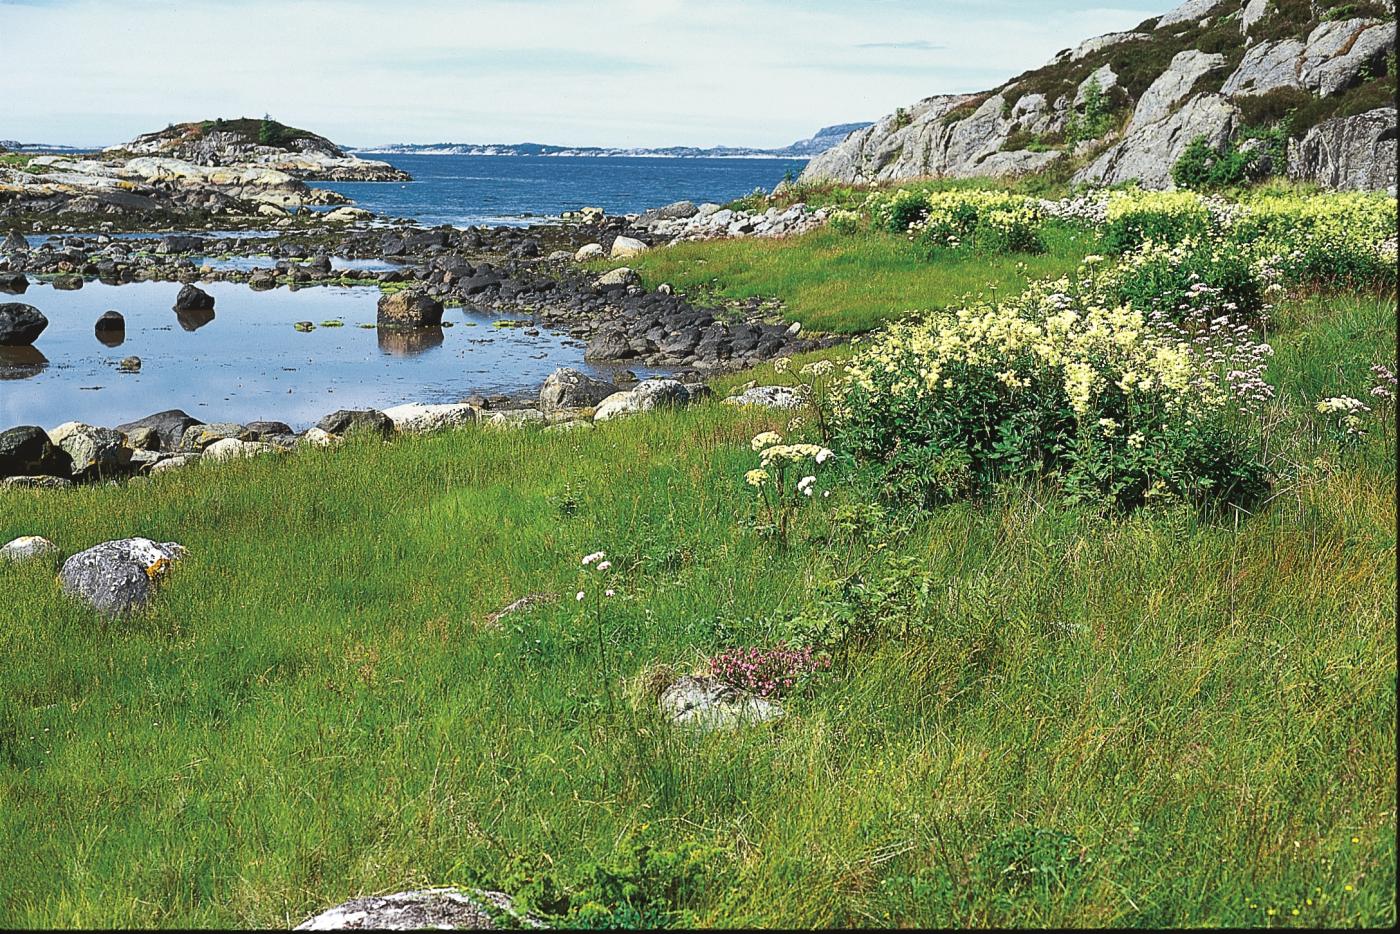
left=1104, top=238, right=1269, bottom=324
left=1171, top=135, right=1256, bottom=190
left=827, top=209, right=862, bottom=235
left=866, top=188, right=931, bottom=233
left=913, top=190, right=1046, bottom=256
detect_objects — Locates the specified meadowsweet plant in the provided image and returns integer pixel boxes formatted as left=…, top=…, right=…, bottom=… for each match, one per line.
left=910, top=190, right=1045, bottom=256
left=707, top=643, right=830, bottom=698
left=577, top=550, right=618, bottom=707
left=1315, top=396, right=1372, bottom=443
left=866, top=187, right=932, bottom=233
left=827, top=208, right=862, bottom=235
left=1234, top=192, right=1398, bottom=289
left=1100, top=189, right=1215, bottom=253
left=835, top=281, right=1270, bottom=510
left=745, top=431, right=834, bottom=543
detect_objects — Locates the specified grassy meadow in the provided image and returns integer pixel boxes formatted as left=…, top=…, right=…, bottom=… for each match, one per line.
left=1, top=184, right=1395, bottom=929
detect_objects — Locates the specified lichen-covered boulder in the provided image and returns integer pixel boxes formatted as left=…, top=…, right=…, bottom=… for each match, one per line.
left=179, top=422, right=253, bottom=453
left=48, top=422, right=132, bottom=479
left=381, top=402, right=479, bottom=433
left=316, top=409, right=395, bottom=438
left=593, top=379, right=691, bottom=422
left=58, top=537, right=185, bottom=615
left=295, top=888, right=541, bottom=930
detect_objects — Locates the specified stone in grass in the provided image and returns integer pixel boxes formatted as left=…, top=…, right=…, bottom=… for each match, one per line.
left=658, top=675, right=784, bottom=731
left=381, top=402, right=479, bottom=434
left=723, top=385, right=806, bottom=410
left=59, top=537, right=185, bottom=616
left=295, top=887, right=543, bottom=930
left=592, top=379, right=691, bottom=422
left=539, top=366, right=618, bottom=413
left=1, top=535, right=57, bottom=563
left=201, top=438, right=279, bottom=463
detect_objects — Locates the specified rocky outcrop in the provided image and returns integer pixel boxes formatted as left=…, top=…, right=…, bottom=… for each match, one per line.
left=1075, top=93, right=1240, bottom=188
left=1288, top=107, right=1399, bottom=191
left=377, top=290, right=443, bottom=330
left=802, top=2, right=1398, bottom=191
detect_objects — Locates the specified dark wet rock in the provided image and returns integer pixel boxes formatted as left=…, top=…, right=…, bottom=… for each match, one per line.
left=179, top=422, right=253, bottom=452
left=59, top=537, right=185, bottom=616
left=539, top=367, right=618, bottom=413
left=52, top=275, right=83, bottom=290
left=116, top=409, right=203, bottom=452
left=172, top=283, right=214, bottom=312
left=584, top=324, right=635, bottom=361
left=0, top=302, right=48, bottom=346
left=0, top=272, right=28, bottom=293
left=377, top=290, right=444, bottom=329
left=294, top=887, right=541, bottom=931
left=0, top=425, right=73, bottom=479
left=95, top=310, right=125, bottom=332
left=316, top=409, right=395, bottom=438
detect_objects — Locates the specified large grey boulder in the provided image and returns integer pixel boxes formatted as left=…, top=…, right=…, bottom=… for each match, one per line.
left=1303, top=18, right=1396, bottom=97
left=1074, top=93, right=1240, bottom=189
left=295, top=888, right=540, bottom=931
left=1074, top=64, right=1118, bottom=107
left=1130, top=50, right=1226, bottom=131
left=116, top=409, right=202, bottom=452
left=639, top=200, right=698, bottom=225
left=179, top=422, right=253, bottom=453
left=1, top=535, right=57, bottom=563
left=659, top=676, right=784, bottom=731
left=608, top=236, right=649, bottom=259
left=0, top=302, right=47, bottom=346
left=59, top=538, right=185, bottom=615
left=0, top=425, right=72, bottom=479
left=377, top=290, right=443, bottom=330
left=1288, top=107, right=1399, bottom=191
left=380, top=402, right=478, bottom=433
left=48, top=422, right=132, bottom=479
left=539, top=367, right=618, bottom=413
left=593, top=379, right=691, bottom=422
left=1241, top=0, right=1270, bottom=38
left=594, top=267, right=640, bottom=289
left=1221, top=38, right=1307, bottom=96
left=201, top=438, right=279, bottom=462
left=316, top=409, right=395, bottom=438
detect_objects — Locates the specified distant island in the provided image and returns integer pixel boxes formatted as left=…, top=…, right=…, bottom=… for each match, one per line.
left=352, top=123, right=872, bottom=160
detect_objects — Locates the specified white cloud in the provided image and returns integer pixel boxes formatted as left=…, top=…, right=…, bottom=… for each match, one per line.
left=1, top=0, right=1164, bottom=147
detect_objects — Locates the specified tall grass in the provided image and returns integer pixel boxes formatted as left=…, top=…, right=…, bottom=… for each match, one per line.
left=0, top=290, right=1393, bottom=927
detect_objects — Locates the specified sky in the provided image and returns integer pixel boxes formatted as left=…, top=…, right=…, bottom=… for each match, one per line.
left=1, top=0, right=1167, bottom=149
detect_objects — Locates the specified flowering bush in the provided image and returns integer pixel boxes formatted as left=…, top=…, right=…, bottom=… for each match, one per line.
left=866, top=187, right=931, bottom=233
left=1100, top=237, right=1272, bottom=325
left=1101, top=190, right=1213, bottom=254
left=1233, top=192, right=1398, bottom=289
left=1315, top=396, right=1372, bottom=442
left=707, top=643, right=830, bottom=698
left=835, top=279, right=1270, bottom=510
left=827, top=209, right=862, bottom=235
left=912, top=190, right=1045, bottom=255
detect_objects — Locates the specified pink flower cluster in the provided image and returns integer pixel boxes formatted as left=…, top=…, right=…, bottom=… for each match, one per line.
left=707, top=643, right=830, bottom=698
left=1371, top=364, right=1397, bottom=402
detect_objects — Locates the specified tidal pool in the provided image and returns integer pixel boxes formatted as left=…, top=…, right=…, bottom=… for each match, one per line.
left=1, top=279, right=653, bottom=430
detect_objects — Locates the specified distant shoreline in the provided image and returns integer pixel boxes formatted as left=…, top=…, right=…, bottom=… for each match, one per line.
left=352, top=149, right=813, bottom=160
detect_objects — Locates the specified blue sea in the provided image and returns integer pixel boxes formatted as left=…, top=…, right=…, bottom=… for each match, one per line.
left=317, top=154, right=807, bottom=227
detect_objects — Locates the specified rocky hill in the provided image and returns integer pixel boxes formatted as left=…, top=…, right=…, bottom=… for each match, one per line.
left=802, top=0, right=1396, bottom=190
left=104, top=118, right=410, bottom=181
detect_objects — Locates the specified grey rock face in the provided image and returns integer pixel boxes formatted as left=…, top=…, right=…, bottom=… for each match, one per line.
left=1074, top=64, right=1119, bottom=107
left=0, top=425, right=73, bottom=478
left=539, top=367, right=618, bottom=413
left=1074, top=93, right=1240, bottom=189
left=1224, top=18, right=1396, bottom=98
left=1288, top=107, right=1399, bottom=191
left=658, top=676, right=784, bottom=731
left=58, top=537, right=185, bottom=615
left=377, top=290, right=443, bottom=330
left=115, top=409, right=202, bottom=452
left=1130, top=50, right=1226, bottom=131
left=1156, top=0, right=1231, bottom=28
left=0, top=302, right=47, bottom=346
left=48, top=422, right=132, bottom=479
left=1241, top=0, right=1270, bottom=37
left=1056, top=30, right=1150, bottom=63
left=316, top=409, right=395, bottom=438
left=295, top=888, right=540, bottom=931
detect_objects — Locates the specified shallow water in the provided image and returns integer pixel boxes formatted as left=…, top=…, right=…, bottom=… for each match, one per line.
left=1, top=279, right=654, bottom=430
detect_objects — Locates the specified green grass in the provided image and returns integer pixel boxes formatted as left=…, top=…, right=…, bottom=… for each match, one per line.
left=1, top=287, right=1394, bottom=927
left=607, top=224, right=1096, bottom=334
